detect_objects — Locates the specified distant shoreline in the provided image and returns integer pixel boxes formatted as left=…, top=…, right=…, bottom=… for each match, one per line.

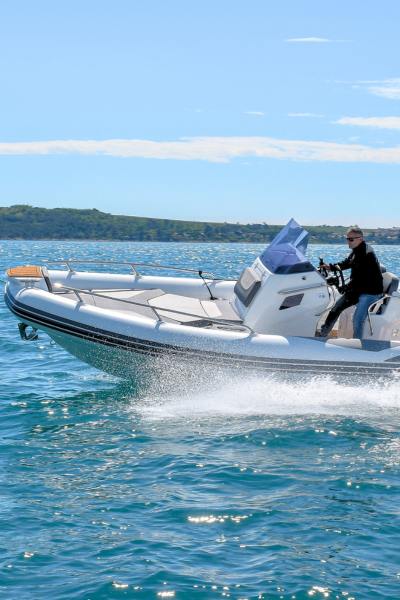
left=1, top=205, right=400, bottom=244
left=0, top=237, right=400, bottom=246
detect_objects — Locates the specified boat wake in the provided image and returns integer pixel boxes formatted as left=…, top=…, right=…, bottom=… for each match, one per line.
left=134, top=371, right=400, bottom=422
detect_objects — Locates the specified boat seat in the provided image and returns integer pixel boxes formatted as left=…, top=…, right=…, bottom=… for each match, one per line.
left=149, top=294, right=242, bottom=325
left=58, top=288, right=242, bottom=326
left=69, top=288, right=167, bottom=320
left=148, top=293, right=242, bottom=324
left=327, top=338, right=400, bottom=350
left=326, top=338, right=363, bottom=349
left=383, top=271, right=399, bottom=295
left=376, top=272, right=400, bottom=315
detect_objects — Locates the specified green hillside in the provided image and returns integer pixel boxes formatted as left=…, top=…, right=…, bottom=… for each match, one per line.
left=1, top=205, right=399, bottom=243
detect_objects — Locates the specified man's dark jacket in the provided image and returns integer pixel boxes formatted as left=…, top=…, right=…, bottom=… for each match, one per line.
left=335, top=241, right=383, bottom=301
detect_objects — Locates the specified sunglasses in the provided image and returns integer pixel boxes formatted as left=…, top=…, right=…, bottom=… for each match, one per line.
left=346, top=236, right=361, bottom=242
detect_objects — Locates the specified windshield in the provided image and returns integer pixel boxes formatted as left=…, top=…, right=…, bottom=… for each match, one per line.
left=259, top=218, right=315, bottom=274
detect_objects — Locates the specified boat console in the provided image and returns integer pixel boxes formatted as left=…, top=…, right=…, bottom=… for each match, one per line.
left=234, top=219, right=330, bottom=336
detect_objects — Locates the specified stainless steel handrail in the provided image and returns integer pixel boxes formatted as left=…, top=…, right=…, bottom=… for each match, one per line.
left=366, top=293, right=400, bottom=335
left=45, top=259, right=216, bottom=279
left=367, top=293, right=400, bottom=314
left=53, top=283, right=253, bottom=333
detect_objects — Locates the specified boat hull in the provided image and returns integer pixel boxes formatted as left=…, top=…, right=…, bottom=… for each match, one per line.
left=6, top=284, right=400, bottom=382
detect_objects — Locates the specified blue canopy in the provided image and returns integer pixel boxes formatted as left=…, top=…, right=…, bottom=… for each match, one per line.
left=259, top=218, right=315, bottom=274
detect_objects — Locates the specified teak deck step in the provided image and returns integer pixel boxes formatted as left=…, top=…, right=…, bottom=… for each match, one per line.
left=7, top=266, right=43, bottom=278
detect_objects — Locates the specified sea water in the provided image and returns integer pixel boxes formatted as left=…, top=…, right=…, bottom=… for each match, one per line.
left=0, top=241, right=399, bottom=600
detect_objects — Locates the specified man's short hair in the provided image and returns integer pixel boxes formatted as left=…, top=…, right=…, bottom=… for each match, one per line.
left=347, top=226, right=363, bottom=237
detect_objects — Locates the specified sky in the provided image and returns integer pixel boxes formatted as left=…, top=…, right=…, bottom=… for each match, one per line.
left=0, top=0, right=400, bottom=227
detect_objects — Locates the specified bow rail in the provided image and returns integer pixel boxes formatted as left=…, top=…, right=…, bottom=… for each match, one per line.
left=44, top=259, right=217, bottom=279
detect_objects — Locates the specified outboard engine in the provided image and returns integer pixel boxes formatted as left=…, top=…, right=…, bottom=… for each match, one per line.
left=234, top=219, right=330, bottom=337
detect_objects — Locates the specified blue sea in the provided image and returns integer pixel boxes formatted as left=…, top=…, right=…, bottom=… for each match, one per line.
left=1, top=241, right=400, bottom=600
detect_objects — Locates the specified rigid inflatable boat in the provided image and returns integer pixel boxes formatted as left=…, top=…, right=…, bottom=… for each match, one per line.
left=5, top=220, right=400, bottom=379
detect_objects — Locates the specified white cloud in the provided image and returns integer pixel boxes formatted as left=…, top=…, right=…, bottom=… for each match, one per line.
left=288, top=112, right=324, bottom=118
left=336, top=116, right=400, bottom=130
left=368, top=79, right=400, bottom=99
left=244, top=111, right=265, bottom=116
left=2, top=136, right=400, bottom=164
left=351, top=78, right=400, bottom=100
left=285, top=37, right=331, bottom=43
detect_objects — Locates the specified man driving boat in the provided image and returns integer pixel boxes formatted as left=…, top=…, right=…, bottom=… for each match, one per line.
left=320, top=227, right=383, bottom=339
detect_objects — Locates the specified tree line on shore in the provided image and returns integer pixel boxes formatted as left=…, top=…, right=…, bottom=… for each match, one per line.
left=1, top=205, right=399, bottom=244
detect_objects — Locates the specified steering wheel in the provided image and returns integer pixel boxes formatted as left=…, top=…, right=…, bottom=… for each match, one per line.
left=318, top=257, right=328, bottom=278
left=318, top=257, right=346, bottom=293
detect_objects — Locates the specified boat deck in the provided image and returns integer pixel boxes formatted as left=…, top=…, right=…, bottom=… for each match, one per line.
left=57, top=287, right=244, bottom=329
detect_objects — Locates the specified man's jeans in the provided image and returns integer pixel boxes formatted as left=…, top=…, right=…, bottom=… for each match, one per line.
left=321, top=293, right=383, bottom=338
left=353, top=294, right=383, bottom=339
